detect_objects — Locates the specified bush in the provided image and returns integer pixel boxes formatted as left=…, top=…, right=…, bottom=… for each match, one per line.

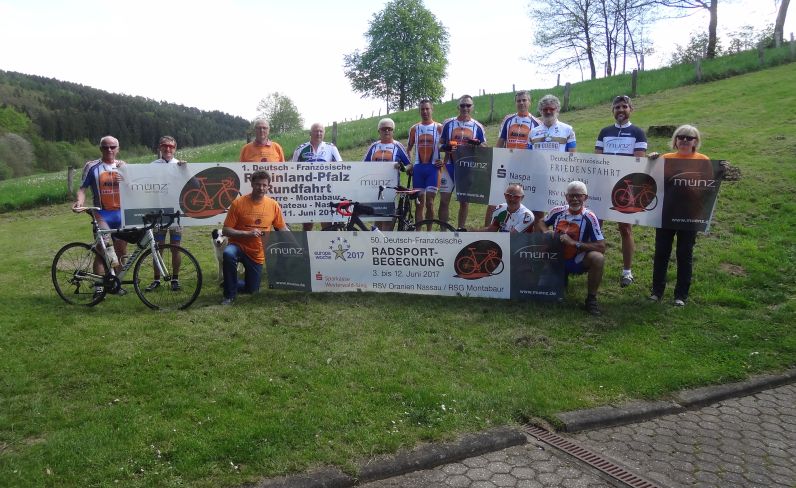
left=0, top=133, right=35, bottom=177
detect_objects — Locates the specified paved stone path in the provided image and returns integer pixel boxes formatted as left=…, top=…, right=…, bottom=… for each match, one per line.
left=361, top=383, right=796, bottom=487
left=572, top=383, right=796, bottom=488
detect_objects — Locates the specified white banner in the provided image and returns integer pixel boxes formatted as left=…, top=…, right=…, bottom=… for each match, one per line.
left=118, top=162, right=400, bottom=227
left=489, top=149, right=664, bottom=226
left=304, top=232, right=511, bottom=299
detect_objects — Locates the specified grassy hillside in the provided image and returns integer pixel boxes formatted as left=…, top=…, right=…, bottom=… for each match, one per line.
left=1, top=64, right=795, bottom=487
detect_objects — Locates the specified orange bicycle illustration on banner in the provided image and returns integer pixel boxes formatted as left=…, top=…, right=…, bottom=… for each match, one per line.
left=179, top=167, right=241, bottom=219
left=610, top=173, right=658, bottom=214
left=454, top=241, right=504, bottom=279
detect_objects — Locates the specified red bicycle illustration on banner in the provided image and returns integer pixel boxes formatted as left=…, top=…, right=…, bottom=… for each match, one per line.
left=454, top=245, right=504, bottom=279
left=610, top=173, right=658, bottom=213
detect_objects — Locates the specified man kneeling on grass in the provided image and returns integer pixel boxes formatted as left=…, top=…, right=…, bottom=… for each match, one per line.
left=221, top=170, right=289, bottom=306
left=536, top=181, right=606, bottom=315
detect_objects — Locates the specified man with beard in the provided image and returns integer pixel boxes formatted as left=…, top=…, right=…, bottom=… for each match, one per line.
left=594, top=95, right=648, bottom=288
left=537, top=181, right=605, bottom=315
left=529, top=94, right=576, bottom=152
left=221, top=170, right=289, bottom=305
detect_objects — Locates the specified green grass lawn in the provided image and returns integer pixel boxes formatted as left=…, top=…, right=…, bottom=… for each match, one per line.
left=1, top=64, right=795, bottom=487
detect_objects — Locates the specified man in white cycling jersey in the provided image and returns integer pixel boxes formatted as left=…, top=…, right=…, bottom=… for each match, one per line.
left=291, top=123, right=343, bottom=230
left=529, top=94, right=576, bottom=152
left=482, top=183, right=534, bottom=233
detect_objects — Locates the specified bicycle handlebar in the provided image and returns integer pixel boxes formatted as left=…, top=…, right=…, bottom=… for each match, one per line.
left=329, top=200, right=375, bottom=217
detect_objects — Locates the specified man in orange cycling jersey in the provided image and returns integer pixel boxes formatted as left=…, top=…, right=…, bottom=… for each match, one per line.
left=406, top=99, right=443, bottom=225
left=239, top=119, right=285, bottom=162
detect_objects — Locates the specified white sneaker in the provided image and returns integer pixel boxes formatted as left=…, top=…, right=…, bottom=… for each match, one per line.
left=673, top=298, right=685, bottom=307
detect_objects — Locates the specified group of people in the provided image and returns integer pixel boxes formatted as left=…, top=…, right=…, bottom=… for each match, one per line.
left=72, top=92, right=715, bottom=313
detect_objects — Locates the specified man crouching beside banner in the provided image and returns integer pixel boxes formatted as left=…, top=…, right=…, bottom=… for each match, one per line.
left=221, top=170, right=289, bottom=306
left=536, top=181, right=606, bottom=316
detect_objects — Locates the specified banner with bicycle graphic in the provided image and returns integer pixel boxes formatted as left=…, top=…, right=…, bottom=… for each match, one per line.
left=118, top=162, right=400, bottom=227
left=455, top=147, right=723, bottom=231
left=264, top=231, right=566, bottom=301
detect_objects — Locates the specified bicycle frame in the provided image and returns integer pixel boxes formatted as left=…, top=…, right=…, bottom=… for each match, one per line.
left=83, top=208, right=170, bottom=290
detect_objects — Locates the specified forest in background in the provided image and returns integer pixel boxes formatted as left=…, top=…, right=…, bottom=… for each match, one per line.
left=0, top=69, right=249, bottom=179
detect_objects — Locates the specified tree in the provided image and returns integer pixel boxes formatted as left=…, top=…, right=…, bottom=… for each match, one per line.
left=774, top=0, right=791, bottom=47
left=651, top=1, right=722, bottom=59
left=256, top=92, right=303, bottom=135
left=343, top=0, right=449, bottom=111
left=669, top=31, right=724, bottom=64
left=529, top=0, right=601, bottom=80
left=528, top=0, right=653, bottom=80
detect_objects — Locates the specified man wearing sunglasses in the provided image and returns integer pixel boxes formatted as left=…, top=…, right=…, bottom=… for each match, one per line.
left=594, top=95, right=648, bottom=288
left=145, top=136, right=188, bottom=291
left=73, top=135, right=128, bottom=291
left=482, top=183, right=534, bottom=233
left=536, top=181, right=606, bottom=316
left=439, top=95, right=487, bottom=229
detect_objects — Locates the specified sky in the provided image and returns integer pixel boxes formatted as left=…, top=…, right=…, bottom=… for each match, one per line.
left=0, top=0, right=792, bottom=130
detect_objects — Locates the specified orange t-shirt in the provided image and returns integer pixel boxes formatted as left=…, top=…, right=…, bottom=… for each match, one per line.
left=223, top=194, right=286, bottom=264
left=239, top=141, right=285, bottom=162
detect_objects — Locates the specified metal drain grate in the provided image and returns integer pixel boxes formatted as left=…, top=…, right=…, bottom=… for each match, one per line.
left=524, top=424, right=664, bottom=488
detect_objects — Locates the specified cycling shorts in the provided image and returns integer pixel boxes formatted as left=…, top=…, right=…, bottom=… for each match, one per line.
left=154, top=225, right=183, bottom=242
left=438, top=165, right=455, bottom=193
left=412, top=163, right=439, bottom=193
left=98, top=209, right=122, bottom=231
left=564, top=259, right=587, bottom=275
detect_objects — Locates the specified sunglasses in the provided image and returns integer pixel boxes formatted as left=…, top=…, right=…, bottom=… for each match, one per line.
left=504, top=193, right=523, bottom=199
left=613, top=95, right=631, bottom=104
left=100, top=145, right=118, bottom=150
left=459, top=103, right=472, bottom=108
left=676, top=135, right=697, bottom=141
left=379, top=127, right=394, bottom=131
left=160, top=144, right=176, bottom=149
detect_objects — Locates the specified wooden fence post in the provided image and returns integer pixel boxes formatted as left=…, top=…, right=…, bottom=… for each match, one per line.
left=695, top=59, right=702, bottom=82
left=512, top=84, right=515, bottom=93
left=332, top=122, right=338, bottom=145
left=489, top=95, right=495, bottom=123
left=758, top=43, right=765, bottom=66
left=556, top=74, right=560, bottom=87
left=563, top=83, right=571, bottom=112
left=67, top=166, right=75, bottom=197
left=790, top=33, right=795, bottom=60
left=631, top=69, right=638, bottom=98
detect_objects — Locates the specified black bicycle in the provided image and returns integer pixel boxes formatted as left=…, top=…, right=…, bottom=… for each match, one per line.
left=325, top=184, right=458, bottom=232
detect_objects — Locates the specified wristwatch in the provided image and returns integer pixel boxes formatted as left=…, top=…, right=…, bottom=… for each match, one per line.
left=575, top=241, right=582, bottom=250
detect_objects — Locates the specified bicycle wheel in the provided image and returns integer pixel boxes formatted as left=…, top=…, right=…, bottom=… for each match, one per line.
left=322, top=222, right=348, bottom=231
left=52, top=242, right=107, bottom=306
left=642, top=192, right=658, bottom=211
left=133, top=244, right=202, bottom=310
left=182, top=188, right=210, bottom=213
left=613, top=188, right=632, bottom=208
left=455, top=256, right=479, bottom=275
left=484, top=257, right=505, bottom=275
left=407, top=219, right=458, bottom=232
left=218, top=188, right=239, bottom=210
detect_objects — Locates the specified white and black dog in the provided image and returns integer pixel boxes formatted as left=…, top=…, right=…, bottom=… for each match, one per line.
left=211, top=228, right=229, bottom=285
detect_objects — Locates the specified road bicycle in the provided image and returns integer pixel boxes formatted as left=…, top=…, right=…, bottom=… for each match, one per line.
left=454, top=247, right=504, bottom=276
left=181, top=176, right=240, bottom=214
left=325, top=184, right=458, bottom=232
left=52, top=208, right=203, bottom=310
left=613, top=179, right=658, bottom=211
